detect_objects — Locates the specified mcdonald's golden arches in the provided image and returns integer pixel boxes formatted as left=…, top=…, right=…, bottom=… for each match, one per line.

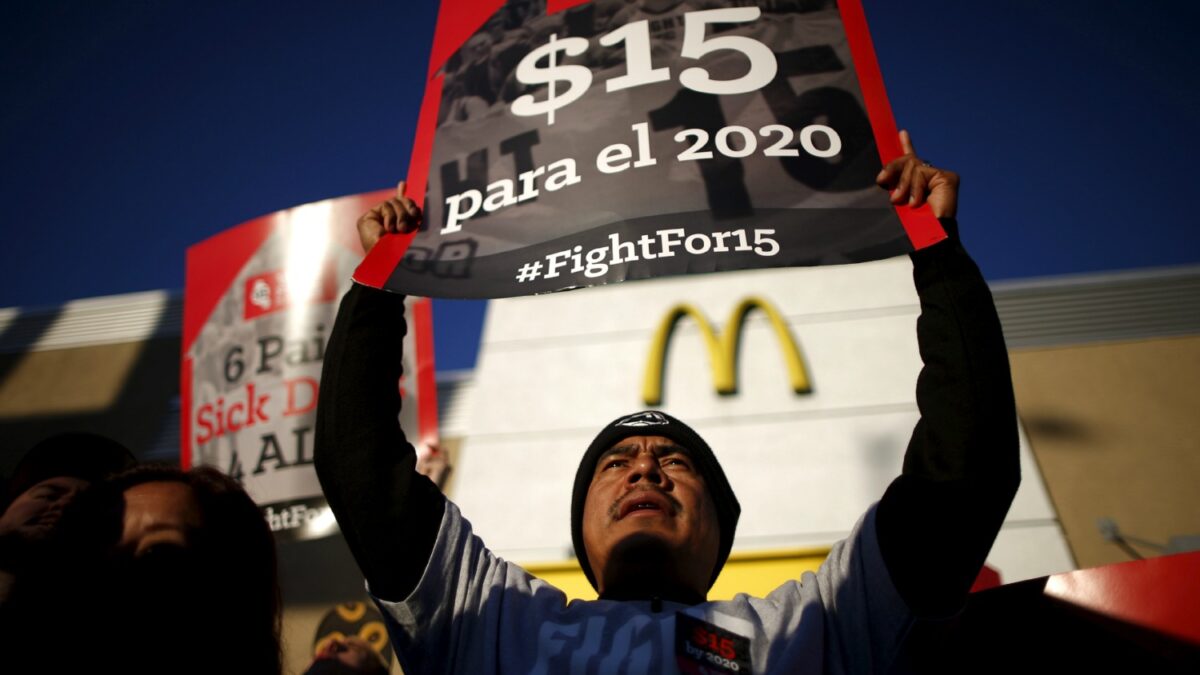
left=643, top=296, right=812, bottom=406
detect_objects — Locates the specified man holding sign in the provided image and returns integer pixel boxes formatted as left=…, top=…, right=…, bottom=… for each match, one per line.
left=315, top=131, right=1019, bottom=673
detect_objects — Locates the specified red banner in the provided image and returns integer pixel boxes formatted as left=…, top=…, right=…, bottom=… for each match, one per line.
left=183, top=191, right=438, bottom=541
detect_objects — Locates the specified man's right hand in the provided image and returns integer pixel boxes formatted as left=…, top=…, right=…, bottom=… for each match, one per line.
left=357, top=181, right=422, bottom=255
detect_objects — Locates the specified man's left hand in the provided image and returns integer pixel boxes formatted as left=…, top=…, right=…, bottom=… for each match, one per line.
left=876, top=130, right=959, bottom=220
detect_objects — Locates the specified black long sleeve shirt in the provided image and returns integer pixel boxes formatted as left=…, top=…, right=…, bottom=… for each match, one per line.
left=315, top=221, right=1019, bottom=615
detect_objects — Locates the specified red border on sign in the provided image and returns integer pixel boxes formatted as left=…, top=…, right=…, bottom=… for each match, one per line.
left=183, top=218, right=276, bottom=352
left=838, top=0, right=945, bottom=249
left=181, top=356, right=193, bottom=469
left=181, top=218, right=276, bottom=467
left=353, top=73, right=444, bottom=289
left=427, top=0, right=505, bottom=79
left=547, top=0, right=592, bottom=14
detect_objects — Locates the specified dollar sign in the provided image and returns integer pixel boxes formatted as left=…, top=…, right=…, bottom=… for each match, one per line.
left=511, top=34, right=593, bottom=125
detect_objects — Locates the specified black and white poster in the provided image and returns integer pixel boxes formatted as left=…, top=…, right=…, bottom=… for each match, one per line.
left=355, top=0, right=944, bottom=298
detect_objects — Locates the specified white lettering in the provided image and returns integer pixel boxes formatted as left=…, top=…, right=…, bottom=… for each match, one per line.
left=482, top=179, right=518, bottom=212
left=442, top=189, right=481, bottom=234
left=544, top=158, right=581, bottom=191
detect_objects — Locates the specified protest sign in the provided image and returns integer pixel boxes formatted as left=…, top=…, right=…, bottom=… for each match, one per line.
left=356, top=0, right=944, bottom=298
left=183, top=191, right=437, bottom=542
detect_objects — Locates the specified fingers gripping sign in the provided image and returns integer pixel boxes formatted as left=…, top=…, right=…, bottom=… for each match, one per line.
left=876, top=130, right=960, bottom=220
left=357, top=181, right=424, bottom=255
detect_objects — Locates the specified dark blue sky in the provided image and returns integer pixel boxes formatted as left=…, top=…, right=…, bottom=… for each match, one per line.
left=3, top=1, right=1198, bottom=370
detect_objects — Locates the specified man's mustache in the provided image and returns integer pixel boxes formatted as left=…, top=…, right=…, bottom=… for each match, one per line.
left=608, top=487, right=683, bottom=520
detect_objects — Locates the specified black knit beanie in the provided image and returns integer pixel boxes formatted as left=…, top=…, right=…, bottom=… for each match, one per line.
left=570, top=411, right=740, bottom=591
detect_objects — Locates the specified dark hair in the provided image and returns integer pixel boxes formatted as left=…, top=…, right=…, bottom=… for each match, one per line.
left=3, top=431, right=135, bottom=508
left=40, top=464, right=283, bottom=674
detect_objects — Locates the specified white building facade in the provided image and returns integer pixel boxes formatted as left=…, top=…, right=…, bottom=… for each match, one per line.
left=450, top=258, right=1073, bottom=587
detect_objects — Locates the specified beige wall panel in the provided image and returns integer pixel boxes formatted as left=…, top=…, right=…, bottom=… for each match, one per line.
left=460, top=258, right=1069, bottom=578
left=985, top=523, right=1077, bottom=583
left=0, top=342, right=146, bottom=417
left=466, top=314, right=922, bottom=435
left=451, top=412, right=1055, bottom=567
left=1011, top=423, right=1059, bottom=524
left=451, top=434, right=581, bottom=560
left=484, top=258, right=918, bottom=343
left=281, top=604, right=325, bottom=675
left=1010, top=336, right=1200, bottom=569
left=704, top=414, right=1054, bottom=541
left=0, top=336, right=180, bottom=467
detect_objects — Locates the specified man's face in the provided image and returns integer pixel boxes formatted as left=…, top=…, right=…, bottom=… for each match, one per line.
left=581, top=435, right=720, bottom=596
left=0, top=476, right=88, bottom=541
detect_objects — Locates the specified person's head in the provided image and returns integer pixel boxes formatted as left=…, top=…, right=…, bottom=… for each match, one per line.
left=56, top=464, right=282, bottom=674
left=571, top=411, right=739, bottom=603
left=306, top=636, right=389, bottom=675
left=0, top=432, right=135, bottom=543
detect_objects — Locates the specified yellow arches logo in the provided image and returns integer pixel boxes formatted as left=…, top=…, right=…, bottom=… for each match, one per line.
left=642, top=296, right=812, bottom=406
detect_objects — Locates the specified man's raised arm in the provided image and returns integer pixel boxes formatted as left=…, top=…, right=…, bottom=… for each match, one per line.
left=315, top=183, right=445, bottom=601
left=874, top=133, right=1021, bottom=618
